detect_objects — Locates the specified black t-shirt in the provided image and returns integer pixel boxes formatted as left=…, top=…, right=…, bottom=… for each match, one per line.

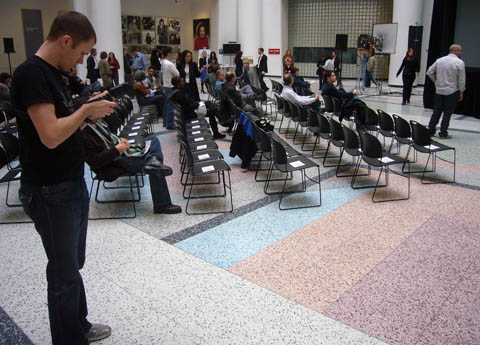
left=11, top=55, right=84, bottom=186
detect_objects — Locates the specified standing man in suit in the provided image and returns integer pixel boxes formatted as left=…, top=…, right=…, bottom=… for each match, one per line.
left=332, top=51, right=342, bottom=87
left=86, top=48, right=100, bottom=85
left=256, top=47, right=268, bottom=92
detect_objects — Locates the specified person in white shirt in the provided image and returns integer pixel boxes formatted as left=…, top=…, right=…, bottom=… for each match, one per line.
left=427, top=44, right=466, bottom=139
left=281, top=73, right=321, bottom=112
left=161, top=46, right=180, bottom=129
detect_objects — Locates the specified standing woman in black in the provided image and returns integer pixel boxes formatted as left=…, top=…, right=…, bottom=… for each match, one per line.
left=208, top=51, right=218, bottom=65
left=396, top=47, right=419, bottom=105
left=234, top=50, right=243, bottom=77
left=178, top=50, right=203, bottom=101
left=150, top=49, right=162, bottom=87
left=199, top=50, right=208, bottom=93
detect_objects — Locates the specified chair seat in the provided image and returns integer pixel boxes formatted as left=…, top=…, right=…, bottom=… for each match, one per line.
left=187, top=133, right=214, bottom=143
left=276, top=155, right=318, bottom=173
left=363, top=152, right=408, bottom=168
left=187, top=128, right=212, bottom=136
left=414, top=140, right=453, bottom=153
left=308, top=126, right=319, bottom=135
left=0, top=168, right=21, bottom=183
left=192, top=149, right=223, bottom=162
left=192, top=159, right=231, bottom=176
left=189, top=140, right=218, bottom=152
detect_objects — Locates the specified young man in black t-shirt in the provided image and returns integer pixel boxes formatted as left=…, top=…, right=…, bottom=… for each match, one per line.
left=11, top=12, right=116, bottom=345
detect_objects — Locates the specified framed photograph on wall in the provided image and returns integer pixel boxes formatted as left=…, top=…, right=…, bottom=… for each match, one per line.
left=168, top=17, right=180, bottom=45
left=142, top=30, right=155, bottom=45
left=193, top=18, right=210, bottom=50
left=156, top=17, right=169, bottom=45
left=372, top=23, right=398, bottom=54
left=142, top=16, right=155, bottom=30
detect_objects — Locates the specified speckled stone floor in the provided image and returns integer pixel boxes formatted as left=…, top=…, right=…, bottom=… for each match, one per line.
left=0, top=78, right=479, bottom=345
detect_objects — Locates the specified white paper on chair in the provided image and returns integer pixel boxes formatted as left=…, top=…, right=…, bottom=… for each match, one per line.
left=197, top=144, right=207, bottom=150
left=143, top=113, right=150, bottom=116
left=194, top=137, right=204, bottom=142
left=379, top=157, right=394, bottom=163
left=128, top=132, right=138, bottom=137
left=191, top=120, right=199, bottom=124
left=192, top=125, right=201, bottom=129
left=137, top=117, right=145, bottom=120
left=192, top=131, right=201, bottom=135
left=134, top=121, right=142, bottom=125
left=425, top=144, right=439, bottom=150
left=201, top=165, right=215, bottom=173
left=198, top=153, right=210, bottom=160
left=132, top=126, right=141, bottom=130
left=289, top=160, right=305, bottom=168
left=14, top=171, right=21, bottom=179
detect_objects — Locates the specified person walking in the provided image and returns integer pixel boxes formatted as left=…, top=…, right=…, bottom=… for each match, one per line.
left=396, top=48, right=419, bottom=105
left=256, top=47, right=269, bottom=91
left=11, top=11, right=116, bottom=345
left=427, top=44, right=465, bottom=139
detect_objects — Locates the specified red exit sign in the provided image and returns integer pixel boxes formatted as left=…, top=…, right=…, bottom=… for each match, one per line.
left=268, top=48, right=280, bottom=55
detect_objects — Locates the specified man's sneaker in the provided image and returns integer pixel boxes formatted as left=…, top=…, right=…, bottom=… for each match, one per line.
left=438, top=134, right=452, bottom=139
left=86, top=324, right=111, bottom=343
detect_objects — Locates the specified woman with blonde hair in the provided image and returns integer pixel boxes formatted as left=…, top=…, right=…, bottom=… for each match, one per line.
left=99, top=51, right=112, bottom=89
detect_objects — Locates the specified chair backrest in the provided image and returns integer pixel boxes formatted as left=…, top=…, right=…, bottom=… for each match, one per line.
left=392, top=114, right=411, bottom=139
left=322, top=94, right=334, bottom=112
left=332, top=97, right=342, bottom=113
left=307, top=109, right=319, bottom=127
left=297, top=105, right=308, bottom=122
left=178, top=139, right=195, bottom=168
left=270, top=135, right=288, bottom=165
left=274, top=94, right=284, bottom=111
left=0, top=132, right=19, bottom=169
left=410, top=120, right=432, bottom=146
left=283, top=99, right=292, bottom=117
left=378, top=110, right=394, bottom=131
left=342, top=125, right=360, bottom=151
left=365, top=107, right=379, bottom=126
left=252, top=121, right=272, bottom=153
left=328, top=117, right=344, bottom=141
left=316, top=113, right=331, bottom=134
left=359, top=131, right=383, bottom=159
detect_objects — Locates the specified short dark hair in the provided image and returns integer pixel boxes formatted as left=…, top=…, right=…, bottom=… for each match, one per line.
left=100, top=51, right=107, bottom=59
left=325, top=71, right=335, bottom=80
left=259, top=48, right=264, bottom=53
left=163, top=46, right=173, bottom=56
left=90, top=48, right=96, bottom=54
left=0, top=72, right=11, bottom=84
left=46, top=11, right=96, bottom=45
left=290, top=67, right=299, bottom=74
left=225, top=72, right=235, bottom=83
left=147, top=66, right=154, bottom=71
left=283, top=73, right=293, bottom=85
left=171, top=76, right=183, bottom=87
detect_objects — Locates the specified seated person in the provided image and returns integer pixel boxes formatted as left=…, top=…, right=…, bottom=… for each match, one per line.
left=291, top=67, right=311, bottom=91
left=215, top=69, right=225, bottom=92
left=133, top=70, right=164, bottom=114
left=222, top=72, right=264, bottom=118
left=0, top=72, right=12, bottom=102
left=239, top=62, right=254, bottom=86
left=207, top=64, right=219, bottom=87
left=321, top=71, right=363, bottom=124
left=67, top=67, right=86, bottom=96
left=170, top=76, right=226, bottom=139
left=82, top=118, right=181, bottom=214
left=143, top=66, right=157, bottom=91
left=281, top=73, right=321, bottom=112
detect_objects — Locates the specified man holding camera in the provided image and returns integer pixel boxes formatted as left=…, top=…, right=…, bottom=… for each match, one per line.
left=11, top=11, right=115, bottom=345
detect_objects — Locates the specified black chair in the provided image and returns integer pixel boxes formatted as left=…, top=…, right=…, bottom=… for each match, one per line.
left=266, top=135, right=321, bottom=210
left=301, top=108, right=319, bottom=152
left=352, top=131, right=410, bottom=202
left=322, top=94, right=334, bottom=113
left=341, top=125, right=371, bottom=181
left=311, top=113, right=332, bottom=158
left=409, top=121, right=456, bottom=184
left=364, top=107, right=380, bottom=133
left=392, top=114, right=417, bottom=165
left=0, top=133, right=21, bottom=207
left=377, top=109, right=396, bottom=152
left=273, top=94, right=284, bottom=124
left=179, top=140, right=233, bottom=215
left=292, top=104, right=310, bottom=145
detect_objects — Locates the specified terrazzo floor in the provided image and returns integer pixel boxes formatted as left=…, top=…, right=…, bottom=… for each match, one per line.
left=0, top=78, right=479, bottom=345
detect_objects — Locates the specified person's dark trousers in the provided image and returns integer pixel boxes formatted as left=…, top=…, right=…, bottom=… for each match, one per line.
left=428, top=91, right=459, bottom=136
left=112, top=75, right=119, bottom=86
left=88, top=78, right=98, bottom=86
left=145, top=94, right=164, bottom=117
left=163, top=87, right=174, bottom=128
left=258, top=71, right=268, bottom=91
left=124, top=73, right=133, bottom=86
left=402, top=72, right=415, bottom=103
left=309, top=100, right=321, bottom=113
left=19, top=178, right=91, bottom=345
left=115, top=135, right=171, bottom=206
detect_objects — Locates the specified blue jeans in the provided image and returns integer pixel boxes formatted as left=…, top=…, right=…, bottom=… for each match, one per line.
left=163, top=87, right=174, bottom=128
left=114, top=135, right=171, bottom=206
left=19, top=177, right=91, bottom=345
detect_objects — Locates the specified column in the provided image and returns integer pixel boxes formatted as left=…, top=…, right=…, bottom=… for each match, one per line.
left=238, top=0, right=261, bottom=61
left=72, top=0, right=124, bottom=84
left=388, top=0, right=424, bottom=86
left=215, top=0, right=238, bottom=65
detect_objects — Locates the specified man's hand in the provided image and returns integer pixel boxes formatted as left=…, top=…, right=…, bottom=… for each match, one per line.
left=459, top=91, right=464, bottom=102
left=314, top=94, right=320, bottom=101
left=120, top=137, right=131, bottom=148
left=88, top=90, right=109, bottom=101
left=83, top=98, right=116, bottom=122
left=261, top=71, right=265, bottom=75
left=115, top=142, right=129, bottom=154
left=353, top=89, right=359, bottom=95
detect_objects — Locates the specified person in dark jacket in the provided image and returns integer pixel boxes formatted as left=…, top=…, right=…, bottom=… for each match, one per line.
left=316, top=56, right=326, bottom=90
left=234, top=50, right=243, bottom=77
left=123, top=47, right=133, bottom=85
left=86, top=48, right=100, bottom=85
left=256, top=47, right=268, bottom=91
left=177, top=50, right=203, bottom=102
left=81, top=119, right=181, bottom=214
left=150, top=49, right=162, bottom=87
left=396, top=47, right=419, bottom=105
left=222, top=72, right=264, bottom=118
left=199, top=50, right=208, bottom=93
left=170, top=76, right=225, bottom=139
left=322, top=71, right=364, bottom=124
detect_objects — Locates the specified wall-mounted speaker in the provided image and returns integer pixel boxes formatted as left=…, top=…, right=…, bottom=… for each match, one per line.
left=335, top=34, right=348, bottom=50
left=3, top=38, right=15, bottom=54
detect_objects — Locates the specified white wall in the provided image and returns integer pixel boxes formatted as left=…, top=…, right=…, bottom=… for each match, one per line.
left=0, top=0, right=69, bottom=73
